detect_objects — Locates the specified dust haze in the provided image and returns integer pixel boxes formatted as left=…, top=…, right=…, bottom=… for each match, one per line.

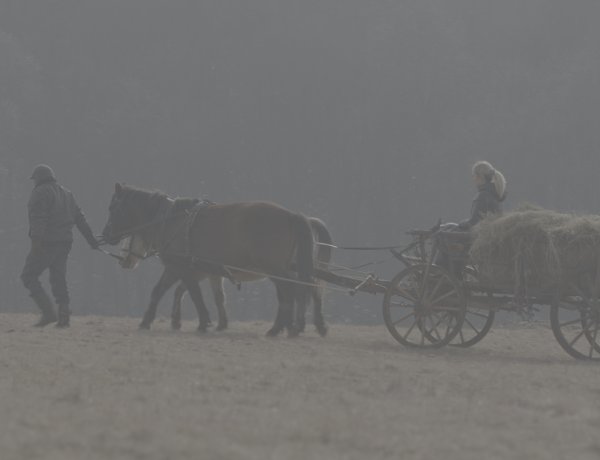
left=1, top=1, right=600, bottom=459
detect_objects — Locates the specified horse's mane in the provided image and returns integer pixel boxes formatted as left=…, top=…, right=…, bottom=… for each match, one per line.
left=121, top=185, right=204, bottom=216
left=123, top=185, right=211, bottom=219
left=121, top=185, right=169, bottom=216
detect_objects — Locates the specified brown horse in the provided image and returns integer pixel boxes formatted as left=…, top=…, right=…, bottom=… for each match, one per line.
left=102, top=183, right=314, bottom=336
left=153, top=217, right=333, bottom=335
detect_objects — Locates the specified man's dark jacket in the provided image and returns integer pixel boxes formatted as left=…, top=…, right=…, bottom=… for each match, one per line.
left=28, top=178, right=96, bottom=246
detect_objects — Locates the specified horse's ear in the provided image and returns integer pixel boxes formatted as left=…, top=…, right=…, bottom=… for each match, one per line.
left=115, top=183, right=123, bottom=194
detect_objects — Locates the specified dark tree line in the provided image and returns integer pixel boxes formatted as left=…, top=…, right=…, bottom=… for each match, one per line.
left=1, top=1, right=600, bottom=323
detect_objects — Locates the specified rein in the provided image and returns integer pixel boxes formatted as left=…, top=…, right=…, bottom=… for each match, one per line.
left=99, top=209, right=176, bottom=246
left=97, top=245, right=152, bottom=262
left=98, top=247, right=125, bottom=262
left=315, top=242, right=406, bottom=251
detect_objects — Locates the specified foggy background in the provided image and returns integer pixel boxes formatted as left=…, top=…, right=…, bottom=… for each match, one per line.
left=1, top=1, right=599, bottom=324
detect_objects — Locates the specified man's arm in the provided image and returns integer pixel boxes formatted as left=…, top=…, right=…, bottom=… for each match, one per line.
left=73, top=201, right=99, bottom=249
left=458, top=194, right=486, bottom=230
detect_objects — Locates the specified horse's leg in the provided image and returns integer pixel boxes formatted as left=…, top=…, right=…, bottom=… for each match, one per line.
left=295, top=287, right=307, bottom=333
left=266, top=281, right=287, bottom=337
left=267, top=279, right=297, bottom=337
left=182, top=276, right=211, bottom=333
left=292, top=283, right=310, bottom=337
left=140, top=269, right=180, bottom=329
left=209, top=276, right=227, bottom=331
left=312, top=282, right=328, bottom=337
left=308, top=217, right=332, bottom=337
left=171, top=282, right=187, bottom=330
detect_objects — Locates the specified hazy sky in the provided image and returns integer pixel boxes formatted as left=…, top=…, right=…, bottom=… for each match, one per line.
left=1, top=1, right=599, bottom=318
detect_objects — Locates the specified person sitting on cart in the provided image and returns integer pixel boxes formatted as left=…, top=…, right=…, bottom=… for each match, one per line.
left=457, top=160, right=507, bottom=230
left=438, top=161, right=507, bottom=274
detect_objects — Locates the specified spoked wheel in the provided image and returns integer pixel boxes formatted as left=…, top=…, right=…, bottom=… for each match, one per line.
left=451, top=306, right=495, bottom=347
left=383, top=264, right=466, bottom=348
left=550, top=295, right=600, bottom=361
left=451, top=266, right=495, bottom=347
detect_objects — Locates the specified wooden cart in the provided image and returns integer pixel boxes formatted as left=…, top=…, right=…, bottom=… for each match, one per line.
left=316, top=227, right=600, bottom=361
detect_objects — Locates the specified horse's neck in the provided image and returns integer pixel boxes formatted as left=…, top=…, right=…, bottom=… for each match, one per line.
left=139, top=196, right=175, bottom=251
left=139, top=195, right=204, bottom=256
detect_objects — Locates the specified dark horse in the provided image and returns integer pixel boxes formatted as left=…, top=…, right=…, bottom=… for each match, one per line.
left=102, top=183, right=315, bottom=336
left=161, top=217, right=333, bottom=335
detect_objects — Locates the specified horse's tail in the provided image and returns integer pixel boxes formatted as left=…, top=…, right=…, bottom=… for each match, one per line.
left=293, top=213, right=314, bottom=304
left=309, top=217, right=333, bottom=266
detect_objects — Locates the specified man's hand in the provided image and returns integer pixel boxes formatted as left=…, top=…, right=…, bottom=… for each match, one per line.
left=88, top=237, right=100, bottom=250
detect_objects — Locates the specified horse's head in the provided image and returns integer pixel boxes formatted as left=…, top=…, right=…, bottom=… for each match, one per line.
left=118, top=235, right=149, bottom=269
left=102, top=183, right=143, bottom=245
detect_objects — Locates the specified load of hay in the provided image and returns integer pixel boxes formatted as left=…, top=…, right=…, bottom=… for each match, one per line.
left=469, top=206, right=600, bottom=291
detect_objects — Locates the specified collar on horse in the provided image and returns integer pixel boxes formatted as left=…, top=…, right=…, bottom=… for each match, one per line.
left=156, top=200, right=241, bottom=287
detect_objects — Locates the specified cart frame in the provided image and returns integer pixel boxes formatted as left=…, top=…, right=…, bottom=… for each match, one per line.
left=316, top=226, right=600, bottom=361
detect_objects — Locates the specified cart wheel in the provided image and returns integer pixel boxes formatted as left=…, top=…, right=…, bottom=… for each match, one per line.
left=383, top=264, right=466, bottom=348
left=451, top=307, right=495, bottom=347
left=450, top=267, right=495, bottom=347
left=550, top=296, right=600, bottom=361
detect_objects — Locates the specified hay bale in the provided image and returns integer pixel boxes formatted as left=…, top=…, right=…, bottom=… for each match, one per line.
left=469, top=207, right=600, bottom=290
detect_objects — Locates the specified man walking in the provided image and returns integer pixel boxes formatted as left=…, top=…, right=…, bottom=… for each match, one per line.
left=21, top=164, right=99, bottom=328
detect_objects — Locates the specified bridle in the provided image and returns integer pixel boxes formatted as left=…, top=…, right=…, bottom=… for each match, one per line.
left=122, top=235, right=156, bottom=261
left=97, top=236, right=155, bottom=263
left=99, top=196, right=215, bottom=263
left=100, top=193, right=179, bottom=243
left=100, top=208, right=168, bottom=245
left=98, top=197, right=175, bottom=262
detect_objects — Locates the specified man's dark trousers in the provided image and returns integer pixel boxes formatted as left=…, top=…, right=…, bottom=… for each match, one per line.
left=21, top=242, right=72, bottom=307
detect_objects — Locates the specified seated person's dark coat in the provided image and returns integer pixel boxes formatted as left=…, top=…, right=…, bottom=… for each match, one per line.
left=458, top=181, right=504, bottom=230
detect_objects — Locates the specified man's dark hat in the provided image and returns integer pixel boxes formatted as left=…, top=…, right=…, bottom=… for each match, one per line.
left=30, top=164, right=56, bottom=183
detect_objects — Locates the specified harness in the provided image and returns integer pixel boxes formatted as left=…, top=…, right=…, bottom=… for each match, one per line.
left=162, top=199, right=241, bottom=287
left=100, top=198, right=241, bottom=286
left=182, top=199, right=214, bottom=255
left=99, top=198, right=179, bottom=261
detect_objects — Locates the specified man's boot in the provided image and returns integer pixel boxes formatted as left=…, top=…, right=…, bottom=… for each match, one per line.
left=31, top=290, right=57, bottom=327
left=56, top=304, right=71, bottom=328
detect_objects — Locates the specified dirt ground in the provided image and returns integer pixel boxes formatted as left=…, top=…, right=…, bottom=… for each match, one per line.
left=1, top=312, right=599, bottom=460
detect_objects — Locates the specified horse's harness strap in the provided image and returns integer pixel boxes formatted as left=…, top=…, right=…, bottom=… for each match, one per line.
left=183, top=200, right=215, bottom=255
left=155, top=199, right=179, bottom=254
left=158, top=199, right=174, bottom=247
left=156, top=200, right=239, bottom=283
left=156, top=199, right=212, bottom=255
left=109, top=198, right=240, bottom=287
left=182, top=200, right=234, bottom=280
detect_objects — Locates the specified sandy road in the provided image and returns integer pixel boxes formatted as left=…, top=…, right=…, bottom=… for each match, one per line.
left=0, top=312, right=599, bottom=460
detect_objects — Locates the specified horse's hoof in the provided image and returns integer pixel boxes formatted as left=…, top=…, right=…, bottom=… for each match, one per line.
left=171, top=322, right=181, bottom=331
left=316, top=324, right=328, bottom=337
left=197, top=324, right=208, bottom=333
left=138, top=322, right=151, bottom=330
left=266, top=327, right=281, bottom=337
left=216, top=322, right=228, bottom=331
